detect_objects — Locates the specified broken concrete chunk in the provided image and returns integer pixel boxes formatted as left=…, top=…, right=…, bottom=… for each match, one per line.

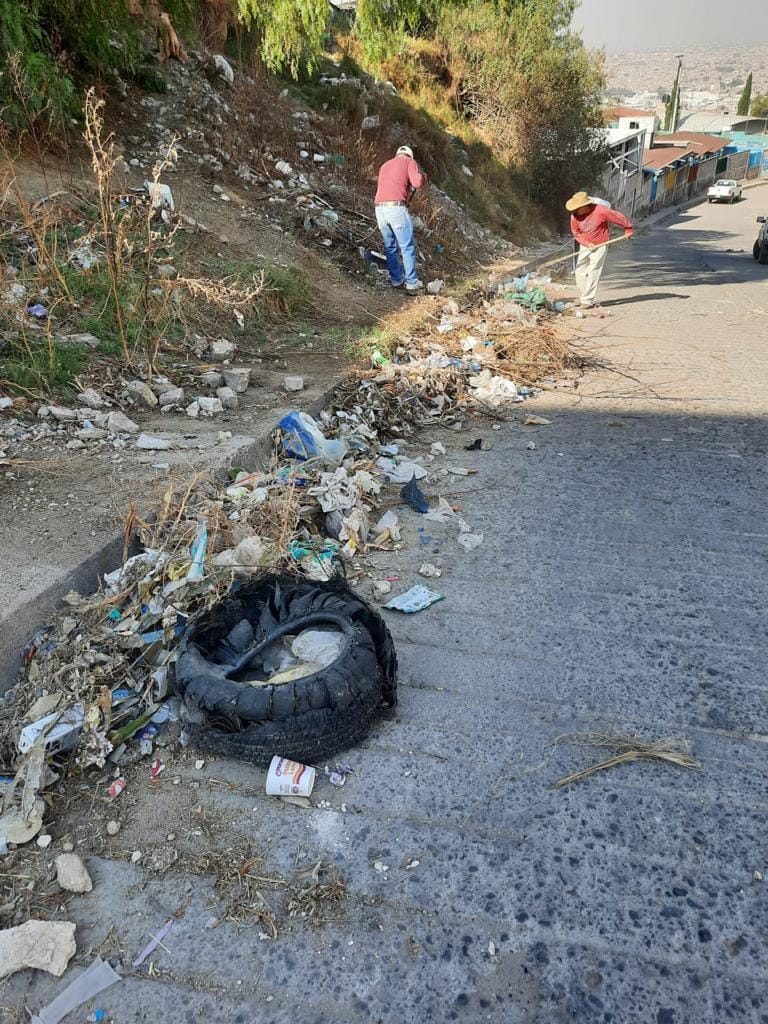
left=158, top=387, right=184, bottom=407
left=48, top=406, right=77, bottom=422
left=209, top=339, right=236, bottom=362
left=216, top=386, right=238, bottom=410
left=185, top=401, right=200, bottom=419
left=126, top=380, right=158, bottom=408
left=222, top=367, right=250, bottom=394
left=106, top=411, right=140, bottom=434
left=0, top=920, right=76, bottom=980
left=76, top=388, right=104, bottom=409
left=151, top=377, right=175, bottom=396
left=55, top=853, right=93, bottom=893
left=136, top=434, right=172, bottom=451
left=76, top=428, right=107, bottom=442
left=199, top=370, right=224, bottom=389
left=198, top=396, right=223, bottom=417
left=283, top=375, right=304, bottom=392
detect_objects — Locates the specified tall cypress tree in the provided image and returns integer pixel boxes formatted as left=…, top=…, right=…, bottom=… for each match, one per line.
left=737, top=72, right=753, bottom=116
left=664, top=58, right=682, bottom=132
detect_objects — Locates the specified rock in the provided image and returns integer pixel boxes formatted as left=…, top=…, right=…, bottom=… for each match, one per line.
left=216, top=386, right=238, bottom=410
left=106, top=411, right=140, bottom=434
left=427, top=279, right=445, bottom=295
left=199, top=370, right=224, bottom=388
left=65, top=439, right=85, bottom=451
left=55, top=853, right=93, bottom=893
left=283, top=375, right=304, bottom=392
left=158, top=385, right=184, bottom=405
left=462, top=164, right=473, bottom=177
left=77, top=388, right=104, bottom=409
left=36, top=834, right=52, bottom=848
left=0, top=397, right=13, bottom=410
left=76, top=428, right=107, bottom=441
left=212, top=184, right=223, bottom=195
left=0, top=920, right=76, bottom=980
left=136, top=433, right=172, bottom=451
left=155, top=264, right=177, bottom=279
left=361, top=115, right=381, bottom=130
left=186, top=401, right=200, bottom=419
left=126, top=380, right=158, bottom=408
left=64, top=332, right=101, bottom=349
left=209, top=338, right=236, bottom=362
left=48, top=405, right=77, bottom=422
left=151, top=377, right=175, bottom=396
left=222, top=367, right=250, bottom=393
left=198, top=396, right=223, bottom=417
left=212, top=54, right=235, bottom=85
left=106, top=820, right=121, bottom=836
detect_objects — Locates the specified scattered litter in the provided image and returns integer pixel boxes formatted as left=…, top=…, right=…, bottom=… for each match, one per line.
left=384, top=585, right=444, bottom=613
left=552, top=734, right=701, bottom=789
left=447, top=466, right=475, bottom=476
left=266, top=756, right=316, bottom=798
left=106, top=820, right=121, bottom=836
left=457, top=533, right=483, bottom=551
left=464, top=438, right=490, bottom=451
left=418, top=563, right=442, bottom=578
left=527, top=441, right=536, bottom=450
left=107, top=778, right=127, bottom=799
left=401, top=475, right=429, bottom=513
left=150, top=758, right=166, bottom=780
left=144, top=181, right=175, bottom=212
left=373, top=580, right=393, bottom=598
left=30, top=957, right=121, bottom=1024
left=19, top=705, right=84, bottom=755
left=376, top=457, right=427, bottom=483
left=26, top=303, right=49, bottom=319
left=280, top=410, right=347, bottom=464
left=374, top=510, right=401, bottom=543
left=403, top=858, right=420, bottom=870
left=326, top=763, right=354, bottom=787
left=373, top=860, right=389, bottom=873
left=523, top=415, right=551, bottom=426
left=488, top=940, right=497, bottom=956
left=133, top=918, right=175, bottom=968
left=430, top=442, right=446, bottom=456
left=0, top=920, right=76, bottom=980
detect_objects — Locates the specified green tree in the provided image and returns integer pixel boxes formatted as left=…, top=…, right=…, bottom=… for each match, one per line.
left=663, top=58, right=682, bottom=132
left=737, top=72, right=752, bottom=116
left=751, top=92, right=768, bottom=119
left=236, top=0, right=329, bottom=77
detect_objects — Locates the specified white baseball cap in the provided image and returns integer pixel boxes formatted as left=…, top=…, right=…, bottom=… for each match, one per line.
left=396, top=145, right=414, bottom=158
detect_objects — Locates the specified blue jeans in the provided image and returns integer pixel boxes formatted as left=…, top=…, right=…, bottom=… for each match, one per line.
left=375, top=205, right=419, bottom=287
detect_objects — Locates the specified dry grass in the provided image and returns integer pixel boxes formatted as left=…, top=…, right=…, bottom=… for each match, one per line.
left=552, top=733, right=702, bottom=789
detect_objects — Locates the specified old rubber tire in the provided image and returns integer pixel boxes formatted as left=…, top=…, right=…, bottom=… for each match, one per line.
left=754, top=241, right=761, bottom=261
left=760, top=245, right=768, bottom=266
left=175, top=575, right=397, bottom=766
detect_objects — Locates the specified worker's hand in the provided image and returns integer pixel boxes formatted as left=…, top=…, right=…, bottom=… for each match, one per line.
left=624, top=229, right=634, bottom=239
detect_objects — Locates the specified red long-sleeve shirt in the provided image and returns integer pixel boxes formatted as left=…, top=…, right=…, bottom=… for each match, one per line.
left=375, top=156, right=425, bottom=203
left=571, top=205, right=633, bottom=247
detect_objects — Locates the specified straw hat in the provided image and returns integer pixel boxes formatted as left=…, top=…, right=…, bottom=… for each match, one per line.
left=565, top=191, right=591, bottom=212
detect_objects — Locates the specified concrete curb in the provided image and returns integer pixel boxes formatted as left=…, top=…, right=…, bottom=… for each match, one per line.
left=0, top=383, right=339, bottom=692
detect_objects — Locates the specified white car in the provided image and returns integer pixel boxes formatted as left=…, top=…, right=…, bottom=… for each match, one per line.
left=707, top=179, right=743, bottom=204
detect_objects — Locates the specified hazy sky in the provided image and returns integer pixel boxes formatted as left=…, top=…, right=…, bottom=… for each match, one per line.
left=573, top=0, right=768, bottom=52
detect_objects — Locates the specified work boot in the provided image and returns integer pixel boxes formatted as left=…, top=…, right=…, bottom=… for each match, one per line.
left=405, top=280, right=424, bottom=293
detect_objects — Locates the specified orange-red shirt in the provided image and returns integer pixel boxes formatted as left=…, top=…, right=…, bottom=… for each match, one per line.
left=375, top=156, right=425, bottom=203
left=571, top=205, right=633, bottom=247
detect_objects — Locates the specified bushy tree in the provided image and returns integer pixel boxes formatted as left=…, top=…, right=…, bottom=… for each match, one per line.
left=751, top=92, right=768, bottom=119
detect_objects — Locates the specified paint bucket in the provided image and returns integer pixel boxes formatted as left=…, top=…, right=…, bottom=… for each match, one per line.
left=265, top=756, right=316, bottom=798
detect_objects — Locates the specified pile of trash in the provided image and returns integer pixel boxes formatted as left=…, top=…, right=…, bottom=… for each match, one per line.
left=0, top=284, right=580, bottom=853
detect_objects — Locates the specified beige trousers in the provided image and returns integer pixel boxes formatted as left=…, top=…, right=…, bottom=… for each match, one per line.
left=575, top=244, right=608, bottom=306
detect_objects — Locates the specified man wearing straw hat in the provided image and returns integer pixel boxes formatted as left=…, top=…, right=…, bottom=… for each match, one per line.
left=565, top=191, right=634, bottom=308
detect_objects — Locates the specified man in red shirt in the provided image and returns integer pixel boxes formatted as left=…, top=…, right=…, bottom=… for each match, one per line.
left=375, top=145, right=426, bottom=292
left=565, top=191, right=633, bottom=308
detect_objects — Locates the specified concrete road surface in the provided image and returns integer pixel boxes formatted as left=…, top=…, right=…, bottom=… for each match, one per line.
left=4, top=188, right=768, bottom=1024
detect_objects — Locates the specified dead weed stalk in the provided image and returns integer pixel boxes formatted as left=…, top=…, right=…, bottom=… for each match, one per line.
left=552, top=733, right=702, bottom=789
